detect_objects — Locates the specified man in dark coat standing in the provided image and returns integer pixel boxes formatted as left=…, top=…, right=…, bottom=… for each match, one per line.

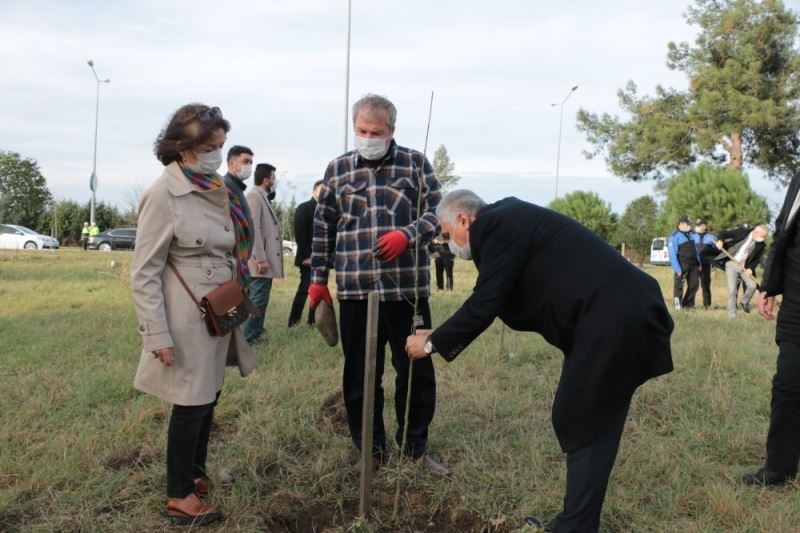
left=744, top=174, right=800, bottom=486
left=714, top=223, right=768, bottom=318
left=288, top=180, right=323, bottom=327
left=406, top=190, right=674, bottom=532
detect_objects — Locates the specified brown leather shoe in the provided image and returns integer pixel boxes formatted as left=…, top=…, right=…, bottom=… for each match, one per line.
left=420, top=454, right=450, bottom=477
left=194, top=477, right=211, bottom=496
left=166, top=493, right=222, bottom=526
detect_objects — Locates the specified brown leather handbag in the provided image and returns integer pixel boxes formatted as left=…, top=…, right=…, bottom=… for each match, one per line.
left=167, top=260, right=258, bottom=337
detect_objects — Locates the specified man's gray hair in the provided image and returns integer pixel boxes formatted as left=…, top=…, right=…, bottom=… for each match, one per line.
left=755, top=223, right=769, bottom=233
left=352, top=94, right=397, bottom=131
left=436, top=190, right=487, bottom=225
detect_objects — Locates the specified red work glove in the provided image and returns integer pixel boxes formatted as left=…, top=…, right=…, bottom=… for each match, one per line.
left=308, top=283, right=333, bottom=310
left=376, top=230, right=409, bottom=261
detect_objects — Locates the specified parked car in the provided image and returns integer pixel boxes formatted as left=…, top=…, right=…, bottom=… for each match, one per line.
left=0, top=224, right=59, bottom=250
left=649, top=237, right=670, bottom=266
left=88, top=227, right=137, bottom=251
left=282, top=240, right=297, bottom=256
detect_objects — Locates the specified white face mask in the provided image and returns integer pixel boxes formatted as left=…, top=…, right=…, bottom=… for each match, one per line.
left=354, top=135, right=389, bottom=160
left=754, top=237, right=765, bottom=243
left=191, top=149, right=223, bottom=174
left=237, top=164, right=252, bottom=180
left=449, top=239, right=472, bottom=261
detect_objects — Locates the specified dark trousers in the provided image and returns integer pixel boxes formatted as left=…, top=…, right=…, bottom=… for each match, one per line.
left=673, top=264, right=699, bottom=308
left=435, top=257, right=454, bottom=291
left=81, top=236, right=88, bottom=250
left=167, top=392, right=220, bottom=498
left=243, top=277, right=273, bottom=343
left=698, top=261, right=712, bottom=308
left=766, top=285, right=800, bottom=476
left=339, top=298, right=435, bottom=459
left=549, top=400, right=631, bottom=533
left=288, top=265, right=314, bottom=327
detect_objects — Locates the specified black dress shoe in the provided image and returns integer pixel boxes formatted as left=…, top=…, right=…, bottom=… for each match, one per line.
left=742, top=467, right=794, bottom=486
left=524, top=516, right=550, bottom=530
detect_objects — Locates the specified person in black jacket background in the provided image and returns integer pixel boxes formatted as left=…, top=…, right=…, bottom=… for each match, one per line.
left=405, top=190, right=674, bottom=533
left=744, top=174, right=800, bottom=486
left=428, top=234, right=454, bottom=290
left=288, top=180, right=323, bottom=327
left=714, top=224, right=768, bottom=318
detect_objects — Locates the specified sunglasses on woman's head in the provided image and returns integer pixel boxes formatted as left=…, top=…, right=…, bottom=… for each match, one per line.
left=198, top=106, right=223, bottom=123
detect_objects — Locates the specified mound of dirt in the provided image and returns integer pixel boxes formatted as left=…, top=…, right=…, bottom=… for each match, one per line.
left=316, top=391, right=349, bottom=436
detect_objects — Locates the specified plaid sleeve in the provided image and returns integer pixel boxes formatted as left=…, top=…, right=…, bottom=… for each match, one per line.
left=311, top=163, right=339, bottom=285
left=399, top=154, right=441, bottom=245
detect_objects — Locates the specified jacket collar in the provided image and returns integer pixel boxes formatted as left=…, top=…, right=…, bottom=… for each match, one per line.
left=164, top=162, right=193, bottom=197
left=225, top=172, right=248, bottom=193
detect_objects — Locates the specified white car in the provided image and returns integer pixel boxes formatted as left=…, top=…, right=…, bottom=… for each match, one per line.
left=649, top=237, right=670, bottom=266
left=0, top=224, right=59, bottom=250
left=282, top=240, right=297, bottom=256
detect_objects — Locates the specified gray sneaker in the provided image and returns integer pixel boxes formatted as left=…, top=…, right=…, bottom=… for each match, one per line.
left=673, top=297, right=681, bottom=310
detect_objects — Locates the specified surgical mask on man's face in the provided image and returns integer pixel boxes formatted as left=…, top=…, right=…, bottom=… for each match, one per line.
left=237, top=164, right=252, bottom=180
left=448, top=239, right=472, bottom=261
left=354, top=135, right=389, bottom=160
left=191, top=149, right=223, bottom=174
left=754, top=237, right=765, bottom=243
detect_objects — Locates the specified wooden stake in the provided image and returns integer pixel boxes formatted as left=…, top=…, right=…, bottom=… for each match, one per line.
left=498, top=322, right=506, bottom=357
left=358, top=291, right=380, bottom=519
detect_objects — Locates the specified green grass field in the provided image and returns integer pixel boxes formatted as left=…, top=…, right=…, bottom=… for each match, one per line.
left=1, top=249, right=799, bottom=532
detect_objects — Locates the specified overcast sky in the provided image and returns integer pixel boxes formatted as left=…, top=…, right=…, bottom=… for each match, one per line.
left=1, top=0, right=798, bottom=218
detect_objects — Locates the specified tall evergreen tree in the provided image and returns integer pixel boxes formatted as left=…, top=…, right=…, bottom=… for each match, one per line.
left=432, top=145, right=460, bottom=190
left=657, top=164, right=770, bottom=234
left=577, top=0, right=800, bottom=183
left=548, top=190, right=618, bottom=243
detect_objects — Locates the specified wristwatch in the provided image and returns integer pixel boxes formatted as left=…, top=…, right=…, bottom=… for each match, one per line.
left=423, top=335, right=435, bottom=355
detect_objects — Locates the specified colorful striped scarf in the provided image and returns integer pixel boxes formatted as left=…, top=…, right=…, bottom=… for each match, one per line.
left=181, top=166, right=251, bottom=286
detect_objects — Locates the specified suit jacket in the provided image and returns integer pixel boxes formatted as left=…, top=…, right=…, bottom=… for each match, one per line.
left=714, top=226, right=766, bottom=271
left=763, top=174, right=800, bottom=296
left=131, top=162, right=256, bottom=406
left=293, top=197, right=316, bottom=267
left=430, top=197, right=674, bottom=452
left=246, top=187, right=284, bottom=279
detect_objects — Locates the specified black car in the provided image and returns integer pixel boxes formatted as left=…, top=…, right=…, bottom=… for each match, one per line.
left=88, top=227, right=136, bottom=251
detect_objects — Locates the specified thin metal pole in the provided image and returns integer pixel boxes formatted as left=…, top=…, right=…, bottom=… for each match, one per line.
left=554, top=103, right=564, bottom=200
left=551, top=85, right=578, bottom=201
left=91, top=79, right=99, bottom=226
left=343, top=0, right=352, bottom=153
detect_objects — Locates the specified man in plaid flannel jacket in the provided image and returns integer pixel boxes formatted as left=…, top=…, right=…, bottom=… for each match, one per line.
left=308, top=94, right=448, bottom=476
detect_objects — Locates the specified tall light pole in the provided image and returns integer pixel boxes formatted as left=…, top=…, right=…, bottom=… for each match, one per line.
left=551, top=85, right=578, bottom=200
left=87, top=60, right=110, bottom=227
left=343, top=0, right=352, bottom=152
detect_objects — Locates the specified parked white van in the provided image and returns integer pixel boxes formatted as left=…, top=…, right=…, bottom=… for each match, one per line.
left=649, top=237, right=670, bottom=266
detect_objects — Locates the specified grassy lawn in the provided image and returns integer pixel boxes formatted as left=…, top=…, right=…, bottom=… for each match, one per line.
left=1, top=248, right=798, bottom=532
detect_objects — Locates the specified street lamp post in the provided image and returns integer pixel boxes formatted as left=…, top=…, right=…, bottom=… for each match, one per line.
left=551, top=85, right=578, bottom=200
left=343, top=0, right=352, bottom=153
left=87, top=60, right=110, bottom=227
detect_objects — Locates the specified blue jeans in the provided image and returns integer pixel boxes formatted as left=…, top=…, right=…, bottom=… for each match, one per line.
left=243, top=277, right=272, bottom=344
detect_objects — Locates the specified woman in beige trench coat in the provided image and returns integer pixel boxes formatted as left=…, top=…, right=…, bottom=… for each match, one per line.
left=131, top=103, right=256, bottom=526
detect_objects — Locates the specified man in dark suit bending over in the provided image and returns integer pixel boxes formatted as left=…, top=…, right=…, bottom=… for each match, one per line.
left=405, top=190, right=674, bottom=532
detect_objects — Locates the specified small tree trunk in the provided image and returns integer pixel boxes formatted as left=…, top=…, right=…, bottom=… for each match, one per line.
left=727, top=131, right=743, bottom=170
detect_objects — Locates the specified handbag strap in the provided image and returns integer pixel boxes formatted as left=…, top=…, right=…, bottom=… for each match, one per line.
left=166, top=260, right=204, bottom=312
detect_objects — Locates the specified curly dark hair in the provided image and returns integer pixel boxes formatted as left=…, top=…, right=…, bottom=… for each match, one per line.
left=154, top=103, right=231, bottom=166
